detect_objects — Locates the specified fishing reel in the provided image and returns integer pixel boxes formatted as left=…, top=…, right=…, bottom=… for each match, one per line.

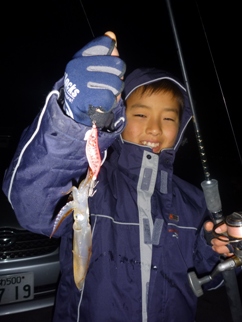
left=188, top=211, right=242, bottom=297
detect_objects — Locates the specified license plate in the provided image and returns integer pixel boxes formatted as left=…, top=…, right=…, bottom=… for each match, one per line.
left=0, top=272, right=34, bottom=305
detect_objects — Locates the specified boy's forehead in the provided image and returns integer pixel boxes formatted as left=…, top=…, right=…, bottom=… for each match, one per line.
left=128, top=86, right=172, bottom=100
left=126, top=86, right=151, bottom=102
left=127, top=87, right=179, bottom=106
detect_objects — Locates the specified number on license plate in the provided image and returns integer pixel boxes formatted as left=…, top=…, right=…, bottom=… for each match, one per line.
left=0, top=272, right=34, bottom=305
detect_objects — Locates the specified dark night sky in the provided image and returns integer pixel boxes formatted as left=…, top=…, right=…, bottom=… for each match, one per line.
left=2, top=0, right=242, bottom=213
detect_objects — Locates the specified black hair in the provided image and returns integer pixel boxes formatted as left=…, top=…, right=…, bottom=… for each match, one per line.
left=137, top=79, right=184, bottom=117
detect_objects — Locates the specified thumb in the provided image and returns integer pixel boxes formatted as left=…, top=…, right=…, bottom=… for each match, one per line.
left=104, top=31, right=119, bottom=56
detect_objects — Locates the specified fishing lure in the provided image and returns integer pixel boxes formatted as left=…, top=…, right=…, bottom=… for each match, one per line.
left=50, top=122, right=101, bottom=290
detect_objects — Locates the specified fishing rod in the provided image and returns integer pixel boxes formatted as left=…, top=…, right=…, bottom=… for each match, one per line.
left=165, top=1, right=242, bottom=321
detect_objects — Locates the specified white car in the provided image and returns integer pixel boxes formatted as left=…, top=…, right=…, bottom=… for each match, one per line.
left=0, top=132, right=60, bottom=319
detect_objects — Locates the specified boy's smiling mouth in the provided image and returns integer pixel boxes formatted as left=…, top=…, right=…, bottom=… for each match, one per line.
left=141, top=141, right=160, bottom=149
left=141, top=140, right=161, bottom=153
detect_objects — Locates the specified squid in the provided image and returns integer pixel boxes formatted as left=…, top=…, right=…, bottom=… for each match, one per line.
left=50, top=122, right=101, bottom=291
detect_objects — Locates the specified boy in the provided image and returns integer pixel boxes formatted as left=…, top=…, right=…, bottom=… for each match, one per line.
left=2, top=33, right=231, bottom=321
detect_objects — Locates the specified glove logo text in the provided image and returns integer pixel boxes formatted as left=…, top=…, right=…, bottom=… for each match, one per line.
left=64, top=72, right=80, bottom=103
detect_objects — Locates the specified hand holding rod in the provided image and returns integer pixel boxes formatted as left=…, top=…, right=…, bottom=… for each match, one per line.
left=192, top=180, right=242, bottom=322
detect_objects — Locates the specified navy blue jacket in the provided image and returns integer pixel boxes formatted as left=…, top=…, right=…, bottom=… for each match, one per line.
left=2, top=69, right=223, bottom=322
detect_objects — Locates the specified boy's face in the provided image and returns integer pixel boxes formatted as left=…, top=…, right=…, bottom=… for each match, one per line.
left=122, top=89, right=180, bottom=154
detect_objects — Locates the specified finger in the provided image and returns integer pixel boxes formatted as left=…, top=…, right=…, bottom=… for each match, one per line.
left=204, top=220, right=214, bottom=232
left=226, top=244, right=234, bottom=253
left=73, top=35, right=116, bottom=58
left=212, top=243, right=233, bottom=255
left=87, top=72, right=124, bottom=96
left=223, top=253, right=234, bottom=257
left=72, top=55, right=125, bottom=77
left=214, top=223, right=228, bottom=234
left=104, top=31, right=117, bottom=44
left=211, top=236, right=229, bottom=246
left=104, top=31, right=119, bottom=57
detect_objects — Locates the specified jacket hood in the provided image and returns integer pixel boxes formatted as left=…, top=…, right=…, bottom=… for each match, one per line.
left=123, top=68, right=193, bottom=151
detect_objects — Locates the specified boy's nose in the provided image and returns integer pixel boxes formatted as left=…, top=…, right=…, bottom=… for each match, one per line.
left=146, top=119, right=162, bottom=136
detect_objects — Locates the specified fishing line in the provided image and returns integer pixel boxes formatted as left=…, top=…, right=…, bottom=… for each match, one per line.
left=79, top=0, right=95, bottom=38
left=195, top=1, right=242, bottom=167
left=165, top=0, right=211, bottom=180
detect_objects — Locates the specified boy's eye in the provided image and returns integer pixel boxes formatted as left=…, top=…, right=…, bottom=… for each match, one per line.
left=164, top=117, right=175, bottom=121
left=134, top=114, right=146, bottom=118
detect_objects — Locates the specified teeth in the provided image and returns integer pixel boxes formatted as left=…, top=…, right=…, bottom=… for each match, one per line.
left=142, top=141, right=159, bottom=148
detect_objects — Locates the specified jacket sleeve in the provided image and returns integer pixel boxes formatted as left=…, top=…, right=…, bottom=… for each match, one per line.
left=2, top=78, right=126, bottom=238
